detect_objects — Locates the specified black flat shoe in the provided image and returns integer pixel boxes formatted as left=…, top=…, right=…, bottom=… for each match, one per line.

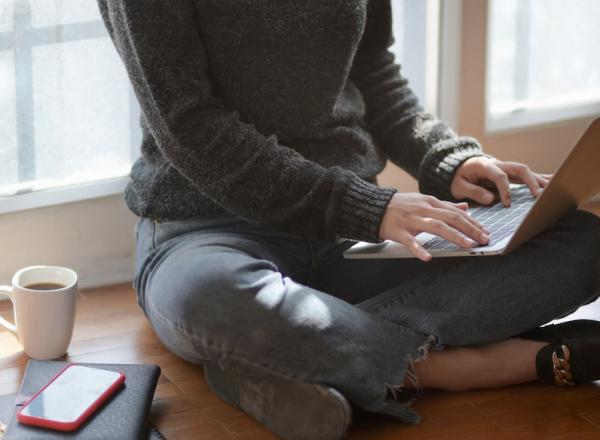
left=518, top=319, right=600, bottom=386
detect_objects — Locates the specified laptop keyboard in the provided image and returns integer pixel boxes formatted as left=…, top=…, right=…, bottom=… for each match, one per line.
left=423, top=185, right=535, bottom=251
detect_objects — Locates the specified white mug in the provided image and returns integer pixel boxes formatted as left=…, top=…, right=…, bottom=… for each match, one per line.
left=0, top=266, right=78, bottom=360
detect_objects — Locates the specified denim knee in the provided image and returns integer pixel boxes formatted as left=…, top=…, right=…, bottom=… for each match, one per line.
left=566, top=209, right=600, bottom=230
left=551, top=209, right=600, bottom=295
left=565, top=209, right=600, bottom=262
left=146, top=247, right=277, bottom=326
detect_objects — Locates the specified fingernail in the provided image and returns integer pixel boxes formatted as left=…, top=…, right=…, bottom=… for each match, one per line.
left=480, top=233, right=489, bottom=243
left=463, top=237, right=477, bottom=247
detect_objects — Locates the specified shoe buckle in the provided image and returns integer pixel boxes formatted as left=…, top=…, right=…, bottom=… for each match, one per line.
left=552, top=345, right=575, bottom=386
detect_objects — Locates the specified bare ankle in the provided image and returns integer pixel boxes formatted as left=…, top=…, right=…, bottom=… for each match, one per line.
left=405, top=339, right=547, bottom=391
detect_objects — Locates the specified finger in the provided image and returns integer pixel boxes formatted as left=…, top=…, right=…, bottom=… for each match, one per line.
left=428, top=207, right=489, bottom=245
left=523, top=174, right=542, bottom=197
left=427, top=196, right=469, bottom=211
left=486, top=164, right=511, bottom=207
left=454, top=179, right=496, bottom=205
left=535, top=174, right=549, bottom=187
left=420, top=218, right=478, bottom=249
left=503, top=163, right=541, bottom=197
left=395, top=231, right=431, bottom=262
left=432, top=199, right=489, bottom=233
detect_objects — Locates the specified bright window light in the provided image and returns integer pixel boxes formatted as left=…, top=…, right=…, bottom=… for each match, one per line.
left=391, top=0, right=439, bottom=113
left=0, top=0, right=140, bottom=198
left=487, top=0, right=600, bottom=131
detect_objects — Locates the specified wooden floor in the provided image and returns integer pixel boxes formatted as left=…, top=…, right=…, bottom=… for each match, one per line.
left=2, top=282, right=600, bottom=440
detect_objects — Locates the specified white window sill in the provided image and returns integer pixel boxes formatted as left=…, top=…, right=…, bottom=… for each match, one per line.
left=0, top=176, right=128, bottom=215
left=485, top=99, right=600, bottom=135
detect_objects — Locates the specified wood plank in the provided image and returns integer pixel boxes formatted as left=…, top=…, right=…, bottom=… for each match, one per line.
left=474, top=383, right=600, bottom=417
left=161, top=422, right=236, bottom=440
left=349, top=404, right=504, bottom=440
left=488, top=395, right=600, bottom=437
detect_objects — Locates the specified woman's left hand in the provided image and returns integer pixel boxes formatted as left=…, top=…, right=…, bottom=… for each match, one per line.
left=450, top=157, right=551, bottom=207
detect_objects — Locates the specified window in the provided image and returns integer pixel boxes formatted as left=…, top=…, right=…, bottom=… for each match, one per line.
left=0, top=0, right=140, bottom=209
left=391, top=0, right=439, bottom=113
left=487, top=0, right=600, bottom=132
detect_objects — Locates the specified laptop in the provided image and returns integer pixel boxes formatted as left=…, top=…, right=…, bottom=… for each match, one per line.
left=344, top=118, right=600, bottom=259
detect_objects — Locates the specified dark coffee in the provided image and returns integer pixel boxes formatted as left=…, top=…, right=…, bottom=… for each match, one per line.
left=25, top=283, right=66, bottom=291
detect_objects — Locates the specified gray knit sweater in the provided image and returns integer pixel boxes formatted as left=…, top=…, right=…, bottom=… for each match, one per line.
left=98, top=0, right=483, bottom=243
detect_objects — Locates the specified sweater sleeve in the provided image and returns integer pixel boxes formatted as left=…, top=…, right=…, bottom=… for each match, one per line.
left=350, top=0, right=485, bottom=201
left=98, top=0, right=396, bottom=243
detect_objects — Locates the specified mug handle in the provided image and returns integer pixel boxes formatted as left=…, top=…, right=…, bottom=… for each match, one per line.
left=0, top=285, right=17, bottom=334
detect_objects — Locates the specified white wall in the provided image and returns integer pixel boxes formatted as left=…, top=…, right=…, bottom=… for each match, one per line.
left=0, top=194, right=137, bottom=289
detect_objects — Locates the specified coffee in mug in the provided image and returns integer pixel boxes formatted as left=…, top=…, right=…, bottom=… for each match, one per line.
left=24, top=283, right=67, bottom=291
left=0, top=266, right=78, bottom=360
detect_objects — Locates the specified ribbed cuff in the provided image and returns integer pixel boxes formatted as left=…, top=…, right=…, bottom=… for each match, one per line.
left=418, top=136, right=484, bottom=201
left=334, top=174, right=397, bottom=243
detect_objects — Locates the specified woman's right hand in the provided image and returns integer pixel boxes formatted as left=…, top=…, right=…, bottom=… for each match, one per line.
left=379, top=193, right=490, bottom=262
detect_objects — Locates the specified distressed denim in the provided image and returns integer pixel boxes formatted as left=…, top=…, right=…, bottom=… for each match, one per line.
left=134, top=209, right=600, bottom=423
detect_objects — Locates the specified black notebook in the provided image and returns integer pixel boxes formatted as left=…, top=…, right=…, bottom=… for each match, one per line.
left=0, top=394, right=165, bottom=440
left=2, top=360, right=163, bottom=440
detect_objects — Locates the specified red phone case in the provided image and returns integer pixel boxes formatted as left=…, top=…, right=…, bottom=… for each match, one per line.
left=16, top=363, right=126, bottom=431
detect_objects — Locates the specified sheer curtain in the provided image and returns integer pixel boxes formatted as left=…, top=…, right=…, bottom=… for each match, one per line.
left=0, top=0, right=140, bottom=196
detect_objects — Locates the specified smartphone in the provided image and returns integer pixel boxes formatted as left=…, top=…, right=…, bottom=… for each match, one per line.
left=17, top=364, right=125, bottom=431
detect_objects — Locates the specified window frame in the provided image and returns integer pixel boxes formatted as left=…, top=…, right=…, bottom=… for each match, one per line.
left=0, top=176, right=128, bottom=215
left=484, top=0, right=600, bottom=134
left=437, top=0, right=462, bottom=129
left=0, top=1, right=140, bottom=214
left=390, top=0, right=441, bottom=115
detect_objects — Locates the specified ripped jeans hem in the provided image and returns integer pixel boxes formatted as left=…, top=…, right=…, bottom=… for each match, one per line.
left=362, top=332, right=438, bottom=424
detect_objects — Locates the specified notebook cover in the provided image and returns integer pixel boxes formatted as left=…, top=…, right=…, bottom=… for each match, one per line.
left=4, top=361, right=161, bottom=440
left=0, top=393, right=165, bottom=440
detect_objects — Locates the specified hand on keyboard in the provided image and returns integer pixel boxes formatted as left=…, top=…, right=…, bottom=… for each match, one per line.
left=423, top=186, right=536, bottom=251
left=379, top=193, right=490, bottom=261
left=450, top=157, right=550, bottom=207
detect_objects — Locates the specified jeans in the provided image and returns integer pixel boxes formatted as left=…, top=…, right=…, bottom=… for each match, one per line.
left=134, top=209, right=600, bottom=423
